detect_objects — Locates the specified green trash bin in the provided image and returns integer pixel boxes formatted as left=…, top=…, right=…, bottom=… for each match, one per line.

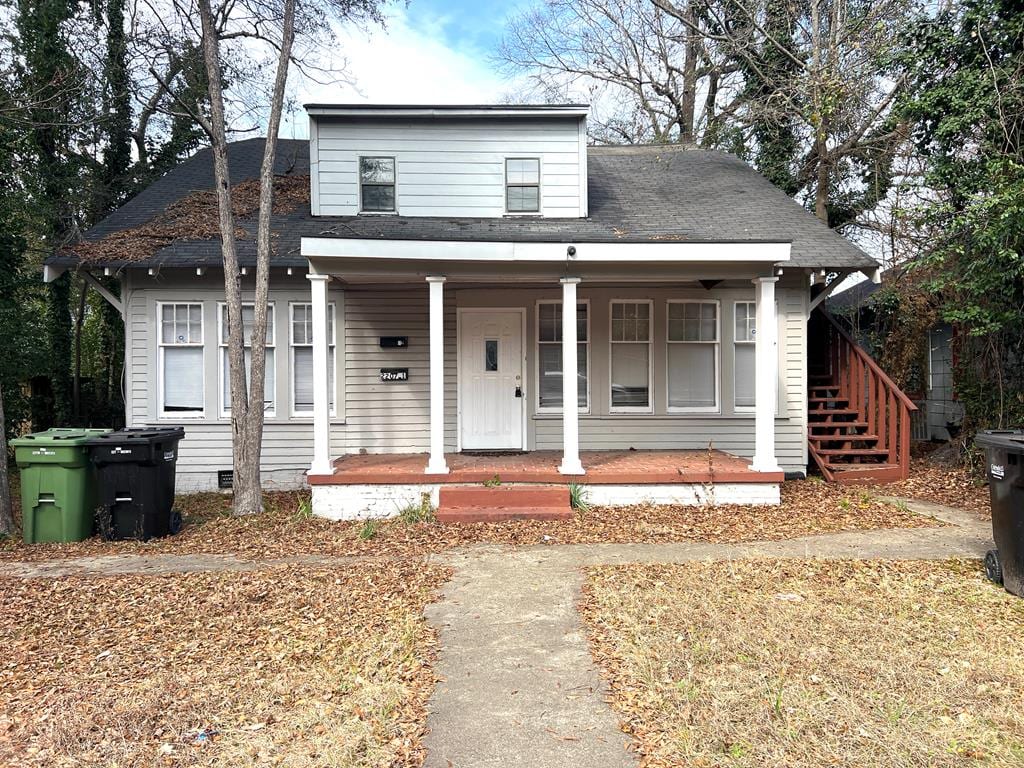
left=11, top=428, right=111, bottom=543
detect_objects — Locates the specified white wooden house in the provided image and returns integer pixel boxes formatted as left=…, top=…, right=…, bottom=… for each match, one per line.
left=50, top=104, right=916, bottom=519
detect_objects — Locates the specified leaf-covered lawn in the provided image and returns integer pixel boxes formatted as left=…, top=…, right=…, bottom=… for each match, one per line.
left=582, top=559, right=1024, bottom=767
left=0, top=478, right=936, bottom=563
left=0, top=562, right=448, bottom=767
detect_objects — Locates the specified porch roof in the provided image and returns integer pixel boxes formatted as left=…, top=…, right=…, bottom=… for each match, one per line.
left=50, top=138, right=876, bottom=273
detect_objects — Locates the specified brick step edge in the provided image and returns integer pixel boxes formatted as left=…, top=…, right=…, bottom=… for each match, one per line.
left=439, top=485, right=569, bottom=508
left=436, top=506, right=573, bottom=523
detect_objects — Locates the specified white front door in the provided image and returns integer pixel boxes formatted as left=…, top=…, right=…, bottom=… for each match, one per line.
left=459, top=310, right=524, bottom=450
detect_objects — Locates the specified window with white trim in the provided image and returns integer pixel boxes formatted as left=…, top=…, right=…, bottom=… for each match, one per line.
left=290, top=302, right=336, bottom=416
left=734, top=301, right=756, bottom=409
left=158, top=303, right=204, bottom=416
left=610, top=300, right=652, bottom=411
left=359, top=157, right=396, bottom=212
left=505, top=158, right=540, bottom=213
left=537, top=301, right=589, bottom=411
left=667, top=300, right=719, bottom=411
left=218, top=303, right=275, bottom=417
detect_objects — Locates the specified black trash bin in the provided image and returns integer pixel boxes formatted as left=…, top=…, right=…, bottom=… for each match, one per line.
left=86, top=427, right=186, bottom=541
left=975, top=430, right=1024, bottom=595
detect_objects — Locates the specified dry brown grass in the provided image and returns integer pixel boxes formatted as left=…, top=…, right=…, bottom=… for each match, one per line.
left=0, top=478, right=937, bottom=563
left=582, top=559, right=1024, bottom=767
left=0, top=562, right=448, bottom=767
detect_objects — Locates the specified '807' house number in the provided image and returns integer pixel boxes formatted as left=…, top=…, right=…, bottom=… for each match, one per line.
left=380, top=368, right=409, bottom=382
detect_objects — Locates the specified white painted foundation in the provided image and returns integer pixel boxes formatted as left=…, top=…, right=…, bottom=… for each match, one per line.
left=311, top=482, right=780, bottom=519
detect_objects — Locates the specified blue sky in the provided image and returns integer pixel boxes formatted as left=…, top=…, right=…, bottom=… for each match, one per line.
left=285, top=0, right=530, bottom=135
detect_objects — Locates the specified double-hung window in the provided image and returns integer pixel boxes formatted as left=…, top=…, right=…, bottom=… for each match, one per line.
left=667, top=300, right=719, bottom=412
left=505, top=158, right=540, bottom=213
left=219, top=303, right=275, bottom=417
left=359, top=157, right=396, bottom=212
left=158, top=303, right=204, bottom=417
left=609, top=300, right=652, bottom=411
left=290, top=302, right=336, bottom=416
left=537, top=301, right=589, bottom=411
left=734, top=301, right=756, bottom=410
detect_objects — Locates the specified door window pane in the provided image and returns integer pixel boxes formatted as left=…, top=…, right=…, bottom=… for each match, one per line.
left=485, top=340, right=498, bottom=371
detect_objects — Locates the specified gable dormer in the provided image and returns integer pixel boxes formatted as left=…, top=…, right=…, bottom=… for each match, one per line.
left=306, top=104, right=589, bottom=219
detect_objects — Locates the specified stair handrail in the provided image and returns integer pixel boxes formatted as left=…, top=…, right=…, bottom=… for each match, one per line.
left=817, top=309, right=918, bottom=412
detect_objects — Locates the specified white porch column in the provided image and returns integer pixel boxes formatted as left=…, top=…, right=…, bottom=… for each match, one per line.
left=307, top=274, right=333, bottom=476
left=559, top=277, right=585, bottom=475
left=750, top=276, right=782, bottom=473
left=425, top=276, right=449, bottom=474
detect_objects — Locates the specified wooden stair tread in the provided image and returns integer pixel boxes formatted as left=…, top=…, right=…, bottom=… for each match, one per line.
left=816, top=448, right=891, bottom=456
left=808, top=433, right=880, bottom=443
left=437, top=484, right=572, bottom=523
left=436, top=507, right=573, bottom=523
left=808, top=409, right=860, bottom=418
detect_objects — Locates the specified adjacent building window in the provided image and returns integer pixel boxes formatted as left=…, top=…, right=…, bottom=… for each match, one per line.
left=291, top=302, right=336, bottom=416
left=359, top=157, right=396, bottom=212
left=505, top=158, right=540, bottom=213
left=734, top=301, right=756, bottom=409
left=610, top=300, right=652, bottom=411
left=219, top=304, right=275, bottom=417
left=158, top=303, right=204, bottom=416
left=537, top=301, right=589, bottom=411
left=667, top=301, right=719, bottom=411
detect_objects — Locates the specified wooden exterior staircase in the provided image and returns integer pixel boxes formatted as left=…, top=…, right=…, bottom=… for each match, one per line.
left=807, top=309, right=918, bottom=484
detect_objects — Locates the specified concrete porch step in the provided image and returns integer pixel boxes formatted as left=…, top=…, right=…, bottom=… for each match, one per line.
left=437, top=484, right=573, bottom=523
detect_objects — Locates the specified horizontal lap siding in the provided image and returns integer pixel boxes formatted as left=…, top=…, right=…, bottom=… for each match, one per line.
left=343, top=289, right=457, bottom=453
left=122, top=271, right=346, bottom=490
left=313, top=117, right=583, bottom=217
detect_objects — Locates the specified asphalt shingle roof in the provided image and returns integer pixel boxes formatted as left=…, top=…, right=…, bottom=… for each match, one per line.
left=55, top=138, right=876, bottom=271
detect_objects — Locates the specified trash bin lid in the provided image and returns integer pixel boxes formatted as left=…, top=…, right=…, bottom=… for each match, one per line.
left=85, top=427, right=185, bottom=447
left=975, top=430, right=1024, bottom=452
left=10, top=427, right=111, bottom=448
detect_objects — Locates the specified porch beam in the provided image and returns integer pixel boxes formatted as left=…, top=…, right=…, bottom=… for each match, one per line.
left=425, top=276, right=449, bottom=475
left=308, top=274, right=333, bottom=476
left=751, top=276, right=782, bottom=473
left=558, top=277, right=585, bottom=475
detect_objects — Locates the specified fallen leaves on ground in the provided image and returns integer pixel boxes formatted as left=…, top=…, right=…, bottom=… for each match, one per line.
left=0, top=478, right=936, bottom=563
left=0, top=561, right=449, bottom=767
left=581, top=559, right=1024, bottom=768
left=872, top=457, right=991, bottom=518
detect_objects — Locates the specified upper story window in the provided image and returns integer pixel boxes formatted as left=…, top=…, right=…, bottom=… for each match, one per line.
left=506, top=158, right=540, bottom=213
left=360, top=157, right=396, bottom=212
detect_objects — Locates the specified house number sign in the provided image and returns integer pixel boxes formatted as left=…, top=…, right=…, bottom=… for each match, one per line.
left=380, top=368, right=409, bottom=382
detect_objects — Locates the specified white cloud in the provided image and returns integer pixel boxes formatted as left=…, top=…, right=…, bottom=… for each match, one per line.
left=280, top=7, right=507, bottom=138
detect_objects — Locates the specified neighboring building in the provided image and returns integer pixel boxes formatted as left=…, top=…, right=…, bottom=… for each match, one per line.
left=829, top=278, right=964, bottom=442
left=49, top=104, right=915, bottom=517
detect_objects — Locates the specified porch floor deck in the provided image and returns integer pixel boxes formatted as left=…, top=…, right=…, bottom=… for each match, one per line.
left=308, top=449, right=784, bottom=485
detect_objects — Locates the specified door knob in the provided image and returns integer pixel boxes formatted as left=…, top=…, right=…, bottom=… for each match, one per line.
left=514, top=386, right=523, bottom=398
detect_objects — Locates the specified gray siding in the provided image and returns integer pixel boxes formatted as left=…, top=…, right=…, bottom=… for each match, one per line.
left=311, top=117, right=585, bottom=218
left=123, top=270, right=810, bottom=490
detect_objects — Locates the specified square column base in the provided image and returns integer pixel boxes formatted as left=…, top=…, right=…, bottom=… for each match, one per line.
left=748, top=459, right=783, bottom=474
left=558, top=460, right=586, bottom=476
left=424, top=460, right=450, bottom=475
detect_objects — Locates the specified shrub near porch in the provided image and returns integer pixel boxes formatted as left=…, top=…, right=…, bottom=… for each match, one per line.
left=581, top=560, right=1024, bottom=767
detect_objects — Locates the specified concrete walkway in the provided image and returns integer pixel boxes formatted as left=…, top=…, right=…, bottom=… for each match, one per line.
left=419, top=498, right=991, bottom=768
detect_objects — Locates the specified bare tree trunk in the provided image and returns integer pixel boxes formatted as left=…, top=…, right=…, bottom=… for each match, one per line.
left=0, top=383, right=14, bottom=536
left=680, top=2, right=698, bottom=143
left=198, top=0, right=297, bottom=515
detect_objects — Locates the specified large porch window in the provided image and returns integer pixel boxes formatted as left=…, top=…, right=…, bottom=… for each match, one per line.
left=218, top=303, right=275, bottom=417
left=290, top=302, right=336, bottom=416
left=667, top=300, right=719, bottom=412
left=158, top=302, right=204, bottom=417
left=610, top=300, right=652, bottom=412
left=537, top=300, right=589, bottom=411
left=734, top=301, right=756, bottom=410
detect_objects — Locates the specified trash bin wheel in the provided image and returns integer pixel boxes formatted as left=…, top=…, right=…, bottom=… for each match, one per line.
left=985, top=549, right=1003, bottom=584
left=169, top=509, right=183, bottom=535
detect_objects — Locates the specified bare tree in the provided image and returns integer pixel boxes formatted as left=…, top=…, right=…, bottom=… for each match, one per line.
left=500, top=0, right=742, bottom=145
left=0, top=383, right=13, bottom=536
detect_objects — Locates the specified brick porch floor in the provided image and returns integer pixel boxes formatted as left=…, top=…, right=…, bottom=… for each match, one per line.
left=307, top=449, right=784, bottom=485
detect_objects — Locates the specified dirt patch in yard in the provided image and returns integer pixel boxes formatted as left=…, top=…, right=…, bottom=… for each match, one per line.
left=581, top=559, right=1024, bottom=768
left=0, top=561, right=448, bottom=767
left=0, top=479, right=937, bottom=563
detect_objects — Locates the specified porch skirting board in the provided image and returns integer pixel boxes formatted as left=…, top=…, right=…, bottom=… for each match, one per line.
left=585, top=483, right=780, bottom=507
left=312, top=484, right=442, bottom=521
left=174, top=468, right=308, bottom=494
left=311, top=481, right=780, bottom=519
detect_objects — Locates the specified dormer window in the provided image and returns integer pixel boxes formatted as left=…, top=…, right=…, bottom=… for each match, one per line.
left=360, top=157, right=396, bottom=212
left=506, top=158, right=540, bottom=213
